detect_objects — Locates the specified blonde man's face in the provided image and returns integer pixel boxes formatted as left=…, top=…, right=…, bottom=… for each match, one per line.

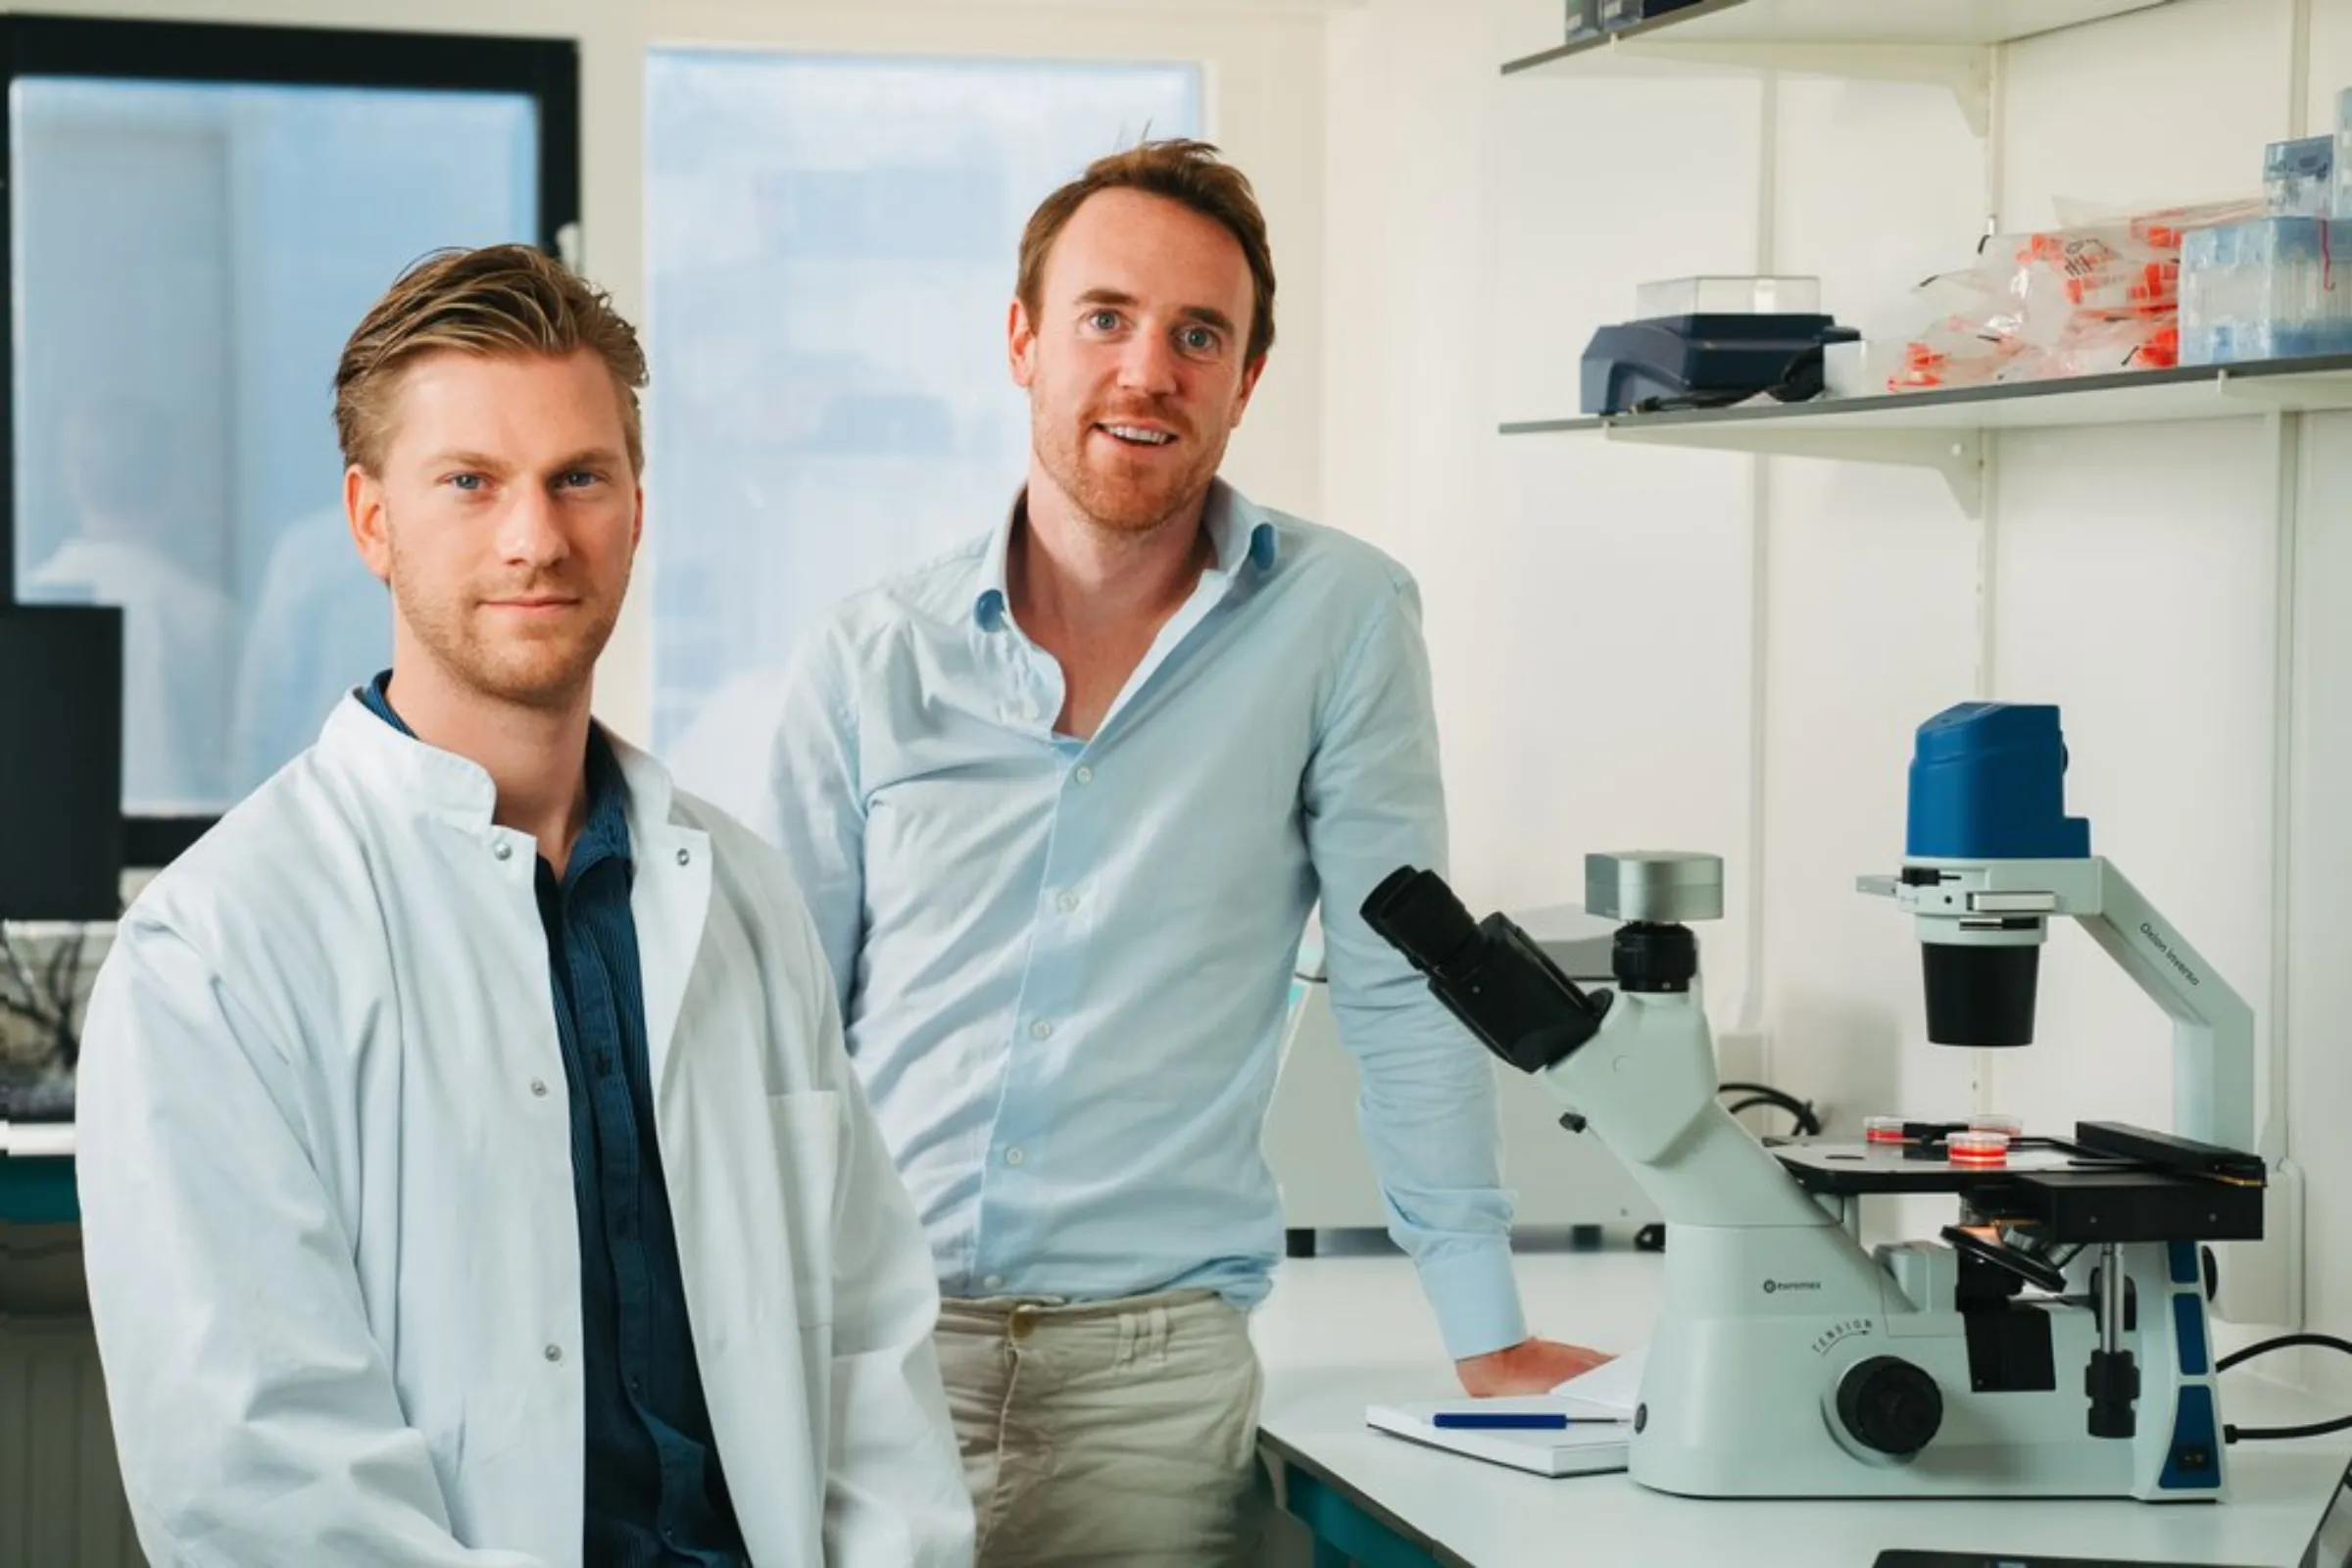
left=346, top=348, right=642, bottom=710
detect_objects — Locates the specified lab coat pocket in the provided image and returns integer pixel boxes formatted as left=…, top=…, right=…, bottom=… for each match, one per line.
left=767, top=1090, right=842, bottom=1328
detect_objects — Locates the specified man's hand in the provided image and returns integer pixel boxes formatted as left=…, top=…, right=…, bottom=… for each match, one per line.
left=1455, top=1336, right=1611, bottom=1396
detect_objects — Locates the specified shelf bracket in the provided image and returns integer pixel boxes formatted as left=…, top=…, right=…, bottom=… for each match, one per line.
left=1604, top=424, right=1986, bottom=517
left=1602, top=40, right=1993, bottom=135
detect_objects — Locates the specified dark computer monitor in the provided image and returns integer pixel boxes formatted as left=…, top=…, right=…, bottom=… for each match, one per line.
left=0, top=604, right=124, bottom=919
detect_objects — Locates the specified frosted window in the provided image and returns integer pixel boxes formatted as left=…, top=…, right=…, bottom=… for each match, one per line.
left=644, top=51, right=1200, bottom=765
left=10, top=78, right=536, bottom=810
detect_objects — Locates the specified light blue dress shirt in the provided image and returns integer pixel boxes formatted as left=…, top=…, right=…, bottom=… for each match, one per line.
left=750, top=480, right=1526, bottom=1359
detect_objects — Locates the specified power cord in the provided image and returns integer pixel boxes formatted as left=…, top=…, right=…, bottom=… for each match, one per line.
left=1718, top=1080, right=1824, bottom=1138
left=2220, top=1333, right=2352, bottom=1444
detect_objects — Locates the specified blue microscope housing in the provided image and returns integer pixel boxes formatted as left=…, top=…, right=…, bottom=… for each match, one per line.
left=1906, top=702, right=2090, bottom=862
left=1901, top=702, right=2091, bottom=1050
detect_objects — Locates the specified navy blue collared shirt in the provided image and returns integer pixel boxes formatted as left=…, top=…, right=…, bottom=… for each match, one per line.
left=359, top=673, right=743, bottom=1567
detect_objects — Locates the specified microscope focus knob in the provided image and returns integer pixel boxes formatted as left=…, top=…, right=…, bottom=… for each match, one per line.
left=1837, top=1355, right=1943, bottom=1458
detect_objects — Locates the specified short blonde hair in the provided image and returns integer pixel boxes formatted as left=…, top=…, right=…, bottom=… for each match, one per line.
left=333, top=244, right=649, bottom=475
left=1017, top=138, right=1277, bottom=367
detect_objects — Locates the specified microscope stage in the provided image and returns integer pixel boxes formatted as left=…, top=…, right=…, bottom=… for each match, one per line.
left=1769, top=1138, right=2087, bottom=1194
left=1767, top=1139, right=2263, bottom=1243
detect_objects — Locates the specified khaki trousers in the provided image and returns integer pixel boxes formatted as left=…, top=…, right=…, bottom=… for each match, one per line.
left=934, top=1290, right=1267, bottom=1567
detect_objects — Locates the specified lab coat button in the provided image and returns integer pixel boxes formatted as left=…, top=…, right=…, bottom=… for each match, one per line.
left=493, top=841, right=514, bottom=861
left=1073, top=765, right=1095, bottom=785
left=544, top=1344, right=563, bottom=1362
left=1030, top=1019, right=1054, bottom=1041
left=983, top=1275, right=1004, bottom=1291
left=1004, top=1147, right=1025, bottom=1167
left=1056, top=892, right=1079, bottom=912
left=676, top=848, right=691, bottom=866
left=530, top=1078, right=550, bottom=1098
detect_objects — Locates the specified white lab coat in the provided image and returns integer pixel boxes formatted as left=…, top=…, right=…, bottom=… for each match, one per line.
left=75, top=698, right=973, bottom=1567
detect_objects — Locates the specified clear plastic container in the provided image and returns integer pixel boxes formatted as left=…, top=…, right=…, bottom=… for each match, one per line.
left=1864, top=1115, right=1907, bottom=1147
left=2180, top=217, right=2352, bottom=366
left=1947, top=1130, right=2010, bottom=1168
left=1969, top=1112, right=2024, bottom=1138
left=2269, top=134, right=2333, bottom=219
left=2333, top=85, right=2352, bottom=219
left=1636, top=274, right=1823, bottom=318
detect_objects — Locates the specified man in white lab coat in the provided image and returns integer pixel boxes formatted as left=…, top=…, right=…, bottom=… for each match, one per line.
left=74, top=244, right=971, bottom=1567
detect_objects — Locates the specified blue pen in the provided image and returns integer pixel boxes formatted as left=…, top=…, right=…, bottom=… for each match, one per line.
left=1430, top=1411, right=1617, bottom=1430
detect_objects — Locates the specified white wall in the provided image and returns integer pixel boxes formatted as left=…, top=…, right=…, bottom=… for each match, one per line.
left=3, top=0, right=1339, bottom=746
left=1325, top=0, right=2350, bottom=1389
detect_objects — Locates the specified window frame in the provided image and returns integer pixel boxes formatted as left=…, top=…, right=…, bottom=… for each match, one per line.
left=0, top=13, right=581, bottom=866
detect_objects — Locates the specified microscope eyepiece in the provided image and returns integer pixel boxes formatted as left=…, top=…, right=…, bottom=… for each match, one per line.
left=1362, top=866, right=1481, bottom=978
left=1362, top=865, right=1610, bottom=1075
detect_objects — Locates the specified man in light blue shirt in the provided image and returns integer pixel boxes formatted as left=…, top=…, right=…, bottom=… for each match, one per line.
left=735, top=140, right=1604, bottom=1564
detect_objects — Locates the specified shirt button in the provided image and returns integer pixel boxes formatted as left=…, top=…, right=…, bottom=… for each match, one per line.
left=493, top=841, right=514, bottom=861
left=1056, top=892, right=1080, bottom=912
left=530, top=1078, right=550, bottom=1098
left=676, top=847, right=691, bottom=866
left=1004, top=1147, right=1025, bottom=1166
left=544, top=1343, right=563, bottom=1363
left=1030, top=1019, right=1054, bottom=1041
left=1073, top=765, right=1095, bottom=785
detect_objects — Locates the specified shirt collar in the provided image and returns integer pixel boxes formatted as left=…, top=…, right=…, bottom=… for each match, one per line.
left=337, top=668, right=636, bottom=866
left=571, top=729, right=634, bottom=872
left=357, top=668, right=413, bottom=737
left=971, top=477, right=1279, bottom=631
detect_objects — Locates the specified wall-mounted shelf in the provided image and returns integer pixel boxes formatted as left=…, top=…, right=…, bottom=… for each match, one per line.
left=1501, top=353, right=2352, bottom=516
left=1502, top=0, right=2178, bottom=133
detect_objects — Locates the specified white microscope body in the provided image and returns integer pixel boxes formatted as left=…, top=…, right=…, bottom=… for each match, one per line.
left=1362, top=843, right=2260, bottom=1503
left=1545, top=959, right=2222, bottom=1501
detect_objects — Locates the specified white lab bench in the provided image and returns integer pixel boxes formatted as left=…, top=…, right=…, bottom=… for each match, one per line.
left=1250, top=1250, right=2352, bottom=1568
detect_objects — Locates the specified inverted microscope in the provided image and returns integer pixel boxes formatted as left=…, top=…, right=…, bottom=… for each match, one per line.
left=1363, top=704, right=2277, bottom=1501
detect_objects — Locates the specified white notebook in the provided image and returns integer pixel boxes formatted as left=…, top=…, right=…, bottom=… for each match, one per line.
left=1364, top=1348, right=1641, bottom=1478
left=1363, top=1396, right=1630, bottom=1477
